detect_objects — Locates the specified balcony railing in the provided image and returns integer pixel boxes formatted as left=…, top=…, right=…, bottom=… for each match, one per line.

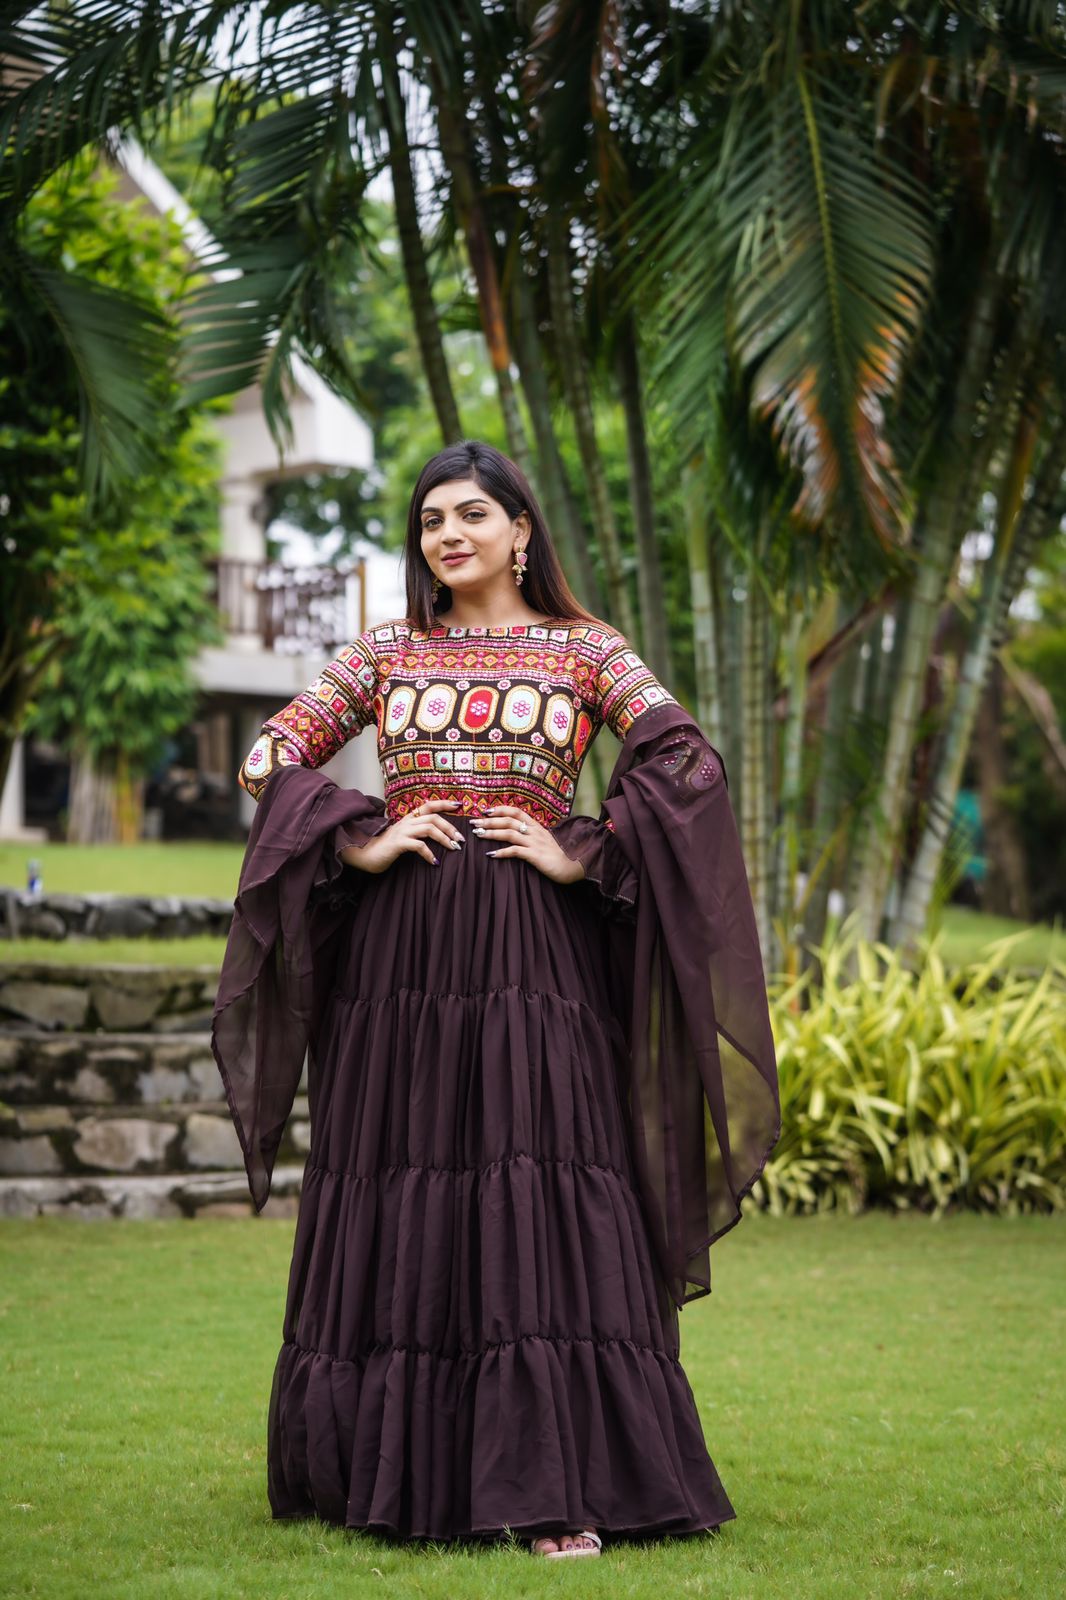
left=209, top=557, right=367, bottom=655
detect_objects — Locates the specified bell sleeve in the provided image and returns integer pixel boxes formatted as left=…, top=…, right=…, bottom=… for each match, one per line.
left=551, top=811, right=638, bottom=917
left=594, top=694, right=782, bottom=1310
left=212, top=766, right=396, bottom=1214
left=215, top=630, right=397, bottom=1212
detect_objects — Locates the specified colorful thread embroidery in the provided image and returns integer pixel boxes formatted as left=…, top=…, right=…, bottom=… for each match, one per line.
left=237, top=618, right=679, bottom=821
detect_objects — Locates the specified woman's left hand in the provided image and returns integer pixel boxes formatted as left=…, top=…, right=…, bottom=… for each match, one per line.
left=472, top=805, right=586, bottom=885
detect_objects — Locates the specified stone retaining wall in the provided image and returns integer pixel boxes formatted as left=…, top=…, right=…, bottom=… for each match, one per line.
left=0, top=963, right=219, bottom=1032
left=0, top=1094, right=309, bottom=1178
left=0, top=956, right=307, bottom=1219
left=1, top=890, right=233, bottom=942
left=1, top=1029, right=223, bottom=1104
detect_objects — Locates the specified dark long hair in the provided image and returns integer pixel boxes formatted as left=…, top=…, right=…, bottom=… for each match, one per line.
left=403, top=440, right=601, bottom=631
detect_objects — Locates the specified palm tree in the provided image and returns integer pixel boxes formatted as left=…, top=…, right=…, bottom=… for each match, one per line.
left=613, top=1, right=1066, bottom=950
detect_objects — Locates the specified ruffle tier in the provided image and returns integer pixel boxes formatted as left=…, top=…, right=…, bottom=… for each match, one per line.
left=309, top=984, right=637, bottom=1184
left=284, top=1152, right=678, bottom=1369
left=267, top=1327, right=735, bottom=1541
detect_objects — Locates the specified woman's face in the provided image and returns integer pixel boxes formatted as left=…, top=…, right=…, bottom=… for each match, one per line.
left=419, top=477, right=530, bottom=595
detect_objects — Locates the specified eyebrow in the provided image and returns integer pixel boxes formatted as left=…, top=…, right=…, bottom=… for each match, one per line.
left=420, top=498, right=489, bottom=516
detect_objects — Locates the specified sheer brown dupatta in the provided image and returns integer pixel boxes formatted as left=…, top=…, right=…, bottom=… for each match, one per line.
left=594, top=701, right=782, bottom=1309
left=211, top=767, right=392, bottom=1214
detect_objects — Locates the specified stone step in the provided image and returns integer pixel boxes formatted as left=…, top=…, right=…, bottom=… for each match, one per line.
left=0, top=1027, right=307, bottom=1108
left=0, top=963, right=219, bottom=1033
left=0, top=1099, right=310, bottom=1178
left=0, top=1165, right=305, bottom=1220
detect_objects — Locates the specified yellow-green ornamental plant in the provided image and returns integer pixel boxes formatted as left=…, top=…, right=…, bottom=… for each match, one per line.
left=751, top=919, right=1066, bottom=1219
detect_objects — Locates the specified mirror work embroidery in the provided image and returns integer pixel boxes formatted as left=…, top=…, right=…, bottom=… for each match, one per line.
left=239, top=619, right=679, bottom=828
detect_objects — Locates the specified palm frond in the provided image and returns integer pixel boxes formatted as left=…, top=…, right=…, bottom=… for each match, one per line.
left=9, top=242, right=178, bottom=497
left=0, top=3, right=223, bottom=206
left=619, top=63, right=935, bottom=561
left=179, top=88, right=374, bottom=444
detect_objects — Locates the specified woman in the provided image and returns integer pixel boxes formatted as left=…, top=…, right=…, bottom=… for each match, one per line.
left=212, top=439, right=780, bottom=1558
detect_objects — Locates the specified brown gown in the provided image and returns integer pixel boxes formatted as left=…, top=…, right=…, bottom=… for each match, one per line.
left=213, top=617, right=780, bottom=1543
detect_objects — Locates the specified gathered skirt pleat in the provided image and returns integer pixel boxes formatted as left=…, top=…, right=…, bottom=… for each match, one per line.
left=266, top=813, right=736, bottom=1542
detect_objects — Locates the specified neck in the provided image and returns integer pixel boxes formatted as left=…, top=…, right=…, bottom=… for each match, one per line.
left=435, top=603, right=554, bottom=628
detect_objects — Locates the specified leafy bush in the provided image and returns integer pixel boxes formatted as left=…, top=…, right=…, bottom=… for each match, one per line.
left=755, top=921, right=1066, bottom=1218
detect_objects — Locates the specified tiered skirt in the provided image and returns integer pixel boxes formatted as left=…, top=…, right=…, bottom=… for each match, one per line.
left=266, top=812, right=736, bottom=1543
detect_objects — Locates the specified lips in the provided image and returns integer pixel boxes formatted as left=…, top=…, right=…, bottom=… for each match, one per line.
left=442, top=553, right=473, bottom=565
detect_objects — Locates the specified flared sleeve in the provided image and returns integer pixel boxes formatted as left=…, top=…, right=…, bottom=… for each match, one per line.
left=595, top=698, right=782, bottom=1308
left=211, top=765, right=393, bottom=1212
left=551, top=811, right=638, bottom=917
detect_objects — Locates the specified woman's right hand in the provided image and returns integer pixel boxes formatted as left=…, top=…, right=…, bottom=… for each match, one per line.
left=339, top=798, right=464, bottom=874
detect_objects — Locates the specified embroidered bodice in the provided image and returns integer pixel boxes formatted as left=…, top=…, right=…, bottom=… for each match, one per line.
left=238, top=615, right=679, bottom=829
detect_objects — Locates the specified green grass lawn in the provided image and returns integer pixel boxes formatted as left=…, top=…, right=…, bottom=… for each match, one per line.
left=0, top=935, right=229, bottom=967
left=932, top=905, right=1065, bottom=969
left=0, top=842, right=244, bottom=899
left=0, top=1212, right=1061, bottom=1600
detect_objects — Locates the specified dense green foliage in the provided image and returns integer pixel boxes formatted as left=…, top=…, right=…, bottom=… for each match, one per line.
left=1, top=158, right=222, bottom=796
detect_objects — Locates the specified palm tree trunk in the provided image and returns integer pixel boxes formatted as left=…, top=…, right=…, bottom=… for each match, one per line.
left=68, top=746, right=118, bottom=844
left=682, top=452, right=722, bottom=741
left=891, top=402, right=1065, bottom=950
left=773, top=599, right=807, bottom=973
left=428, top=78, right=535, bottom=478
left=801, top=603, right=859, bottom=973
left=509, top=262, right=604, bottom=611
left=719, top=541, right=744, bottom=791
left=975, top=661, right=1031, bottom=921
left=377, top=28, right=463, bottom=446
left=741, top=573, right=773, bottom=971
left=852, top=254, right=1004, bottom=940
left=843, top=614, right=890, bottom=919
left=613, top=312, right=670, bottom=674
left=544, top=210, right=634, bottom=635
left=114, top=748, right=144, bottom=844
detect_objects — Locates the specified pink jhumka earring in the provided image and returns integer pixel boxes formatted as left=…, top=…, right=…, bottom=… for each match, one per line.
left=512, top=547, right=527, bottom=587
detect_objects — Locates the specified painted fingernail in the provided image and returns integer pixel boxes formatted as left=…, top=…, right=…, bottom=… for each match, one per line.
left=451, top=840, right=462, bottom=850
left=487, top=850, right=498, bottom=857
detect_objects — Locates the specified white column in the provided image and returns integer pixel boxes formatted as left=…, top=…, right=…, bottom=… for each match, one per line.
left=221, top=477, right=268, bottom=562
left=235, top=707, right=263, bottom=832
left=0, top=739, right=46, bottom=842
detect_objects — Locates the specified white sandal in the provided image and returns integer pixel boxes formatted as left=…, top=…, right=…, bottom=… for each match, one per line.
left=531, top=1528, right=602, bottom=1558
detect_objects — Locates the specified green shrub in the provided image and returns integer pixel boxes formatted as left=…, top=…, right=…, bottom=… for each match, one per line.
left=756, top=922, right=1066, bottom=1218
